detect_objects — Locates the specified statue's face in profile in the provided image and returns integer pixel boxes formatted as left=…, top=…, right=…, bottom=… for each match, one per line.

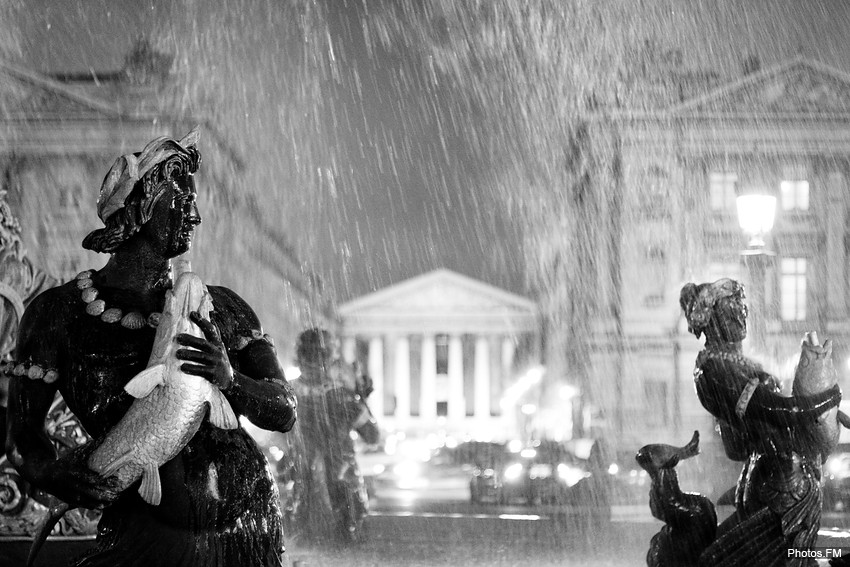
left=142, top=174, right=201, bottom=258
left=713, top=292, right=748, bottom=343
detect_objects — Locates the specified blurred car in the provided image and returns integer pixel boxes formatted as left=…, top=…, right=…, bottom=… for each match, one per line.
left=823, top=443, right=850, bottom=512
left=357, top=435, right=470, bottom=500
left=605, top=449, right=651, bottom=505
left=469, top=440, right=605, bottom=508
left=358, top=440, right=429, bottom=498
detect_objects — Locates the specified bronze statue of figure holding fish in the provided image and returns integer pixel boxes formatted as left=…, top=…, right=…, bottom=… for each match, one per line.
left=4, top=129, right=298, bottom=567
left=636, top=278, right=845, bottom=566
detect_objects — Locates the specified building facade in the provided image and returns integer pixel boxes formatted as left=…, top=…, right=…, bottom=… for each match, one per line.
left=597, top=57, right=850, bottom=466
left=0, top=59, right=327, bottom=362
left=338, top=269, right=542, bottom=443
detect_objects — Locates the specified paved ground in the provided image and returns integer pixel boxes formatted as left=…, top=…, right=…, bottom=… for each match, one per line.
left=284, top=515, right=653, bottom=567
left=281, top=507, right=850, bottom=567
left=7, top=494, right=850, bottom=566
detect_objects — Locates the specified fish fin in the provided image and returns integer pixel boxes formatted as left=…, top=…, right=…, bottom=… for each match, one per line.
left=27, top=501, right=71, bottom=567
left=124, top=365, right=166, bottom=398
left=99, top=450, right=134, bottom=477
left=198, top=287, right=214, bottom=319
left=207, top=391, right=239, bottom=430
left=138, top=463, right=162, bottom=506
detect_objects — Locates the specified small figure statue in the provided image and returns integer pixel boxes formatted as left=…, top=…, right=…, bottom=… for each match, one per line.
left=0, top=189, right=98, bottom=539
left=284, top=328, right=379, bottom=544
left=0, top=188, right=60, bottom=410
left=642, top=278, right=843, bottom=566
left=5, top=129, right=298, bottom=566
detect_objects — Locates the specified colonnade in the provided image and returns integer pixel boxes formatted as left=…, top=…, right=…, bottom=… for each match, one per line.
left=342, top=333, right=519, bottom=429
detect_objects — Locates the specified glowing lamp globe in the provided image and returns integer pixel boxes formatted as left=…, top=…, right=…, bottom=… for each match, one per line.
left=736, top=194, right=777, bottom=248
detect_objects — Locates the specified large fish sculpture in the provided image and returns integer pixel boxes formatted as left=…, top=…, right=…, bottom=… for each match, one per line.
left=791, top=331, right=844, bottom=460
left=27, top=261, right=238, bottom=566
left=791, top=331, right=846, bottom=459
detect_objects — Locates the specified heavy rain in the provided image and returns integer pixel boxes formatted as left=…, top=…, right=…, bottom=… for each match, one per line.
left=3, top=1, right=850, bottom=566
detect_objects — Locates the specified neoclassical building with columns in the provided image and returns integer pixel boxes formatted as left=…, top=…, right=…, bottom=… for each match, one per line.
left=338, top=269, right=541, bottom=442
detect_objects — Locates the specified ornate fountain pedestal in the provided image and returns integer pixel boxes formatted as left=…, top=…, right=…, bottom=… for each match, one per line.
left=0, top=397, right=99, bottom=566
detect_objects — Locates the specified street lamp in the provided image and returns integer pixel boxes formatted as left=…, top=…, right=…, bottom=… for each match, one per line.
left=736, top=193, right=777, bottom=352
left=736, top=194, right=777, bottom=249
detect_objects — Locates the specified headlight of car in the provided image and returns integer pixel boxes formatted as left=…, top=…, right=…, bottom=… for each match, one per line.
left=529, top=463, right=553, bottom=479
left=504, top=462, right=524, bottom=482
left=393, top=460, right=420, bottom=480
left=557, top=463, right=590, bottom=487
left=475, top=467, right=496, bottom=479
left=826, top=455, right=850, bottom=480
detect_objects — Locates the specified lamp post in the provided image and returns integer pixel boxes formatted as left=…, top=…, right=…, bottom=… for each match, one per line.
left=736, top=194, right=777, bottom=353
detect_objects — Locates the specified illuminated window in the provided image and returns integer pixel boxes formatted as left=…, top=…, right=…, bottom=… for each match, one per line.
left=780, top=258, right=807, bottom=321
left=780, top=180, right=809, bottom=211
left=780, top=166, right=809, bottom=211
left=709, top=172, right=737, bottom=211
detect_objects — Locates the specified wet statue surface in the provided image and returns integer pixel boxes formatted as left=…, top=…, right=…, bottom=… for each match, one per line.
left=4, top=129, right=298, bottom=567
left=639, top=278, right=845, bottom=567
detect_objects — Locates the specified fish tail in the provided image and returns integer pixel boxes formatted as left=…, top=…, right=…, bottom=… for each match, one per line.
left=662, top=430, right=700, bottom=468
left=27, top=501, right=70, bottom=567
left=680, top=430, right=701, bottom=460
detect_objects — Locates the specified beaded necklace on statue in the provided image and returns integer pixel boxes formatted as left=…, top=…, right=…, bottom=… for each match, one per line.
left=75, top=270, right=162, bottom=329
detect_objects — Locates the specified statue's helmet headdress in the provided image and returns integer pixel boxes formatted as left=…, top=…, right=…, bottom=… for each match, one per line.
left=680, top=278, right=745, bottom=339
left=83, top=128, right=201, bottom=253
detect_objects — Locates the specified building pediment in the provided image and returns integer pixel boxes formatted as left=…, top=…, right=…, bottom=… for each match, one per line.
left=1, top=60, right=124, bottom=118
left=338, top=269, right=538, bottom=334
left=669, top=57, right=850, bottom=118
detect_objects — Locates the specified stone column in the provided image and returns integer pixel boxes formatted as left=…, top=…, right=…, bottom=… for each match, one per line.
left=474, top=336, right=490, bottom=419
left=826, top=171, right=848, bottom=322
left=420, top=334, right=436, bottom=420
left=448, top=334, right=465, bottom=421
left=368, top=336, right=384, bottom=418
left=342, top=336, right=356, bottom=364
left=499, top=337, right=516, bottom=416
left=394, top=336, right=411, bottom=421
left=501, top=337, right=516, bottom=380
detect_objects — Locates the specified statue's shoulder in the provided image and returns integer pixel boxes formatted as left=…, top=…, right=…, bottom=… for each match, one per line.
left=21, top=280, right=77, bottom=322
left=206, top=284, right=262, bottom=334
left=207, top=285, right=253, bottom=315
left=16, top=280, right=78, bottom=355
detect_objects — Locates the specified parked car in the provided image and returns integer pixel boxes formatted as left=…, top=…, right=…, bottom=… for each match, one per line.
left=823, top=443, right=850, bottom=512
left=469, top=440, right=608, bottom=510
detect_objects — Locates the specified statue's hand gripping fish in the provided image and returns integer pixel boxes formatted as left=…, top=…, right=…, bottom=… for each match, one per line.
left=27, top=263, right=237, bottom=566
